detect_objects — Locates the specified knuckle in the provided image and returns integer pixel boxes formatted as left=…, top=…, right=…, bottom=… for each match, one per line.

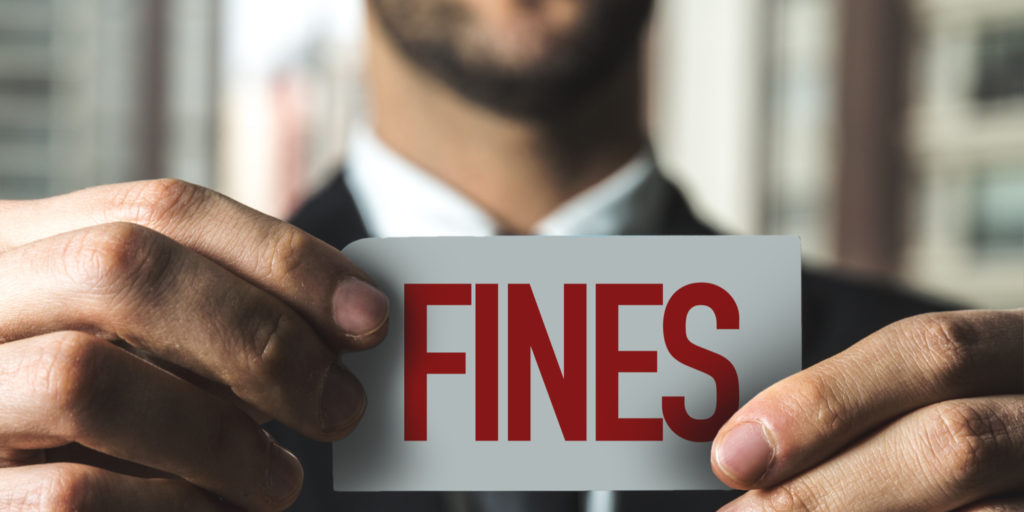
left=250, top=309, right=289, bottom=363
left=30, top=334, right=112, bottom=432
left=61, top=223, right=172, bottom=298
left=39, top=465, right=96, bottom=511
left=234, top=309, right=321, bottom=404
left=203, top=407, right=249, bottom=461
left=759, top=483, right=817, bottom=512
left=242, top=308, right=298, bottom=379
left=257, top=225, right=314, bottom=282
left=203, top=413, right=269, bottom=486
left=783, top=371, right=848, bottom=437
left=919, top=401, right=1004, bottom=489
left=901, top=313, right=979, bottom=387
left=115, top=178, right=208, bottom=228
left=204, top=409, right=232, bottom=456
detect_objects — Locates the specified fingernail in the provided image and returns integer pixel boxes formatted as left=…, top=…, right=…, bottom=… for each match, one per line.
left=332, top=277, right=389, bottom=336
left=320, top=364, right=366, bottom=433
left=715, top=421, right=775, bottom=485
left=265, top=439, right=303, bottom=502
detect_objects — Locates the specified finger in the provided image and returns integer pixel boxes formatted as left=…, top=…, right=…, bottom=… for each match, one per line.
left=0, top=463, right=237, bottom=512
left=719, top=396, right=1024, bottom=512
left=0, top=332, right=303, bottom=511
left=711, top=309, right=1024, bottom=489
left=0, top=223, right=366, bottom=440
left=956, top=495, right=1024, bottom=511
left=0, top=179, right=388, bottom=350
left=44, top=443, right=172, bottom=479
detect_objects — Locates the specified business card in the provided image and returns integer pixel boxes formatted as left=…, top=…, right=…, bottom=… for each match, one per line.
left=333, top=236, right=800, bottom=491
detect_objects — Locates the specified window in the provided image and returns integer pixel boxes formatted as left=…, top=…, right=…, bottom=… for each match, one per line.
left=0, top=0, right=53, bottom=199
left=970, top=167, right=1024, bottom=254
left=974, top=24, right=1024, bottom=103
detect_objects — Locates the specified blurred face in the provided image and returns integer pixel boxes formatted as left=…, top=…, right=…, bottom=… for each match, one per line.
left=368, top=0, right=653, bottom=118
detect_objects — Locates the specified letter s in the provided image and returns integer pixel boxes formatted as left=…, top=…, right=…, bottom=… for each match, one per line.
left=661, top=283, right=739, bottom=442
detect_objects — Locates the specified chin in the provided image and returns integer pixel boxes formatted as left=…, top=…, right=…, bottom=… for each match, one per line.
left=370, top=0, right=652, bottom=117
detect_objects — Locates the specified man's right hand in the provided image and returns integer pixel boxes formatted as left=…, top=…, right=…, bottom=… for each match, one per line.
left=0, top=179, right=389, bottom=511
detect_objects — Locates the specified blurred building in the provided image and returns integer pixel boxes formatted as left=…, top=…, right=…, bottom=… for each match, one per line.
left=218, top=0, right=365, bottom=219
left=220, top=48, right=361, bottom=220
left=0, top=0, right=218, bottom=199
left=0, top=0, right=67, bottom=198
left=655, top=0, right=1022, bottom=308
left=1, top=0, right=1019, bottom=308
left=904, top=0, right=1024, bottom=307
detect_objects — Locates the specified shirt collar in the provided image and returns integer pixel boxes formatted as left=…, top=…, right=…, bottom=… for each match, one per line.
left=344, top=120, right=670, bottom=238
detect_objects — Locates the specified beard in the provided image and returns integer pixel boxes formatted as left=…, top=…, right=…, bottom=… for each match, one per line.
left=368, top=0, right=653, bottom=120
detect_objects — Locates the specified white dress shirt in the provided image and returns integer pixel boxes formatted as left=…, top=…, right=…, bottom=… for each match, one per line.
left=344, top=121, right=671, bottom=238
left=342, top=120, right=673, bottom=512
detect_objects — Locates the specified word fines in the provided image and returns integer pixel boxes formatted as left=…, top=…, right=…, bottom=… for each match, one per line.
left=404, top=282, right=739, bottom=443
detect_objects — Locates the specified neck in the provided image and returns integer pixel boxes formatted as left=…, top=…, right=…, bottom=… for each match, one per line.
left=365, top=15, right=647, bottom=233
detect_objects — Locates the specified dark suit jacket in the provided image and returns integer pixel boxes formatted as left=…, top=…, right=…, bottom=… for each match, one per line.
left=268, top=172, right=952, bottom=511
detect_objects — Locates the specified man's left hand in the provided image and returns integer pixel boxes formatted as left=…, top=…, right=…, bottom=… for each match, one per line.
left=713, top=309, right=1024, bottom=511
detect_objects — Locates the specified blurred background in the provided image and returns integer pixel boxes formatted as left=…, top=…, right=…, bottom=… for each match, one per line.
left=0, top=0, right=1021, bottom=307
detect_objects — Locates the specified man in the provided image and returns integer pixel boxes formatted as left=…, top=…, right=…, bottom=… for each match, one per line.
left=0, top=0, right=1019, bottom=511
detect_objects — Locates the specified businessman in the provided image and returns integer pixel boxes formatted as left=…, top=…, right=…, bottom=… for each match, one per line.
left=0, top=0, right=1020, bottom=511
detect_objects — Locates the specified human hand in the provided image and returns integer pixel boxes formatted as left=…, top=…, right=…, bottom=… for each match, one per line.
left=713, top=309, right=1024, bottom=511
left=0, top=179, right=389, bottom=511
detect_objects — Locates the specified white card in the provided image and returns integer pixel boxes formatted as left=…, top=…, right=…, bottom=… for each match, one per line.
left=333, top=236, right=800, bottom=491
